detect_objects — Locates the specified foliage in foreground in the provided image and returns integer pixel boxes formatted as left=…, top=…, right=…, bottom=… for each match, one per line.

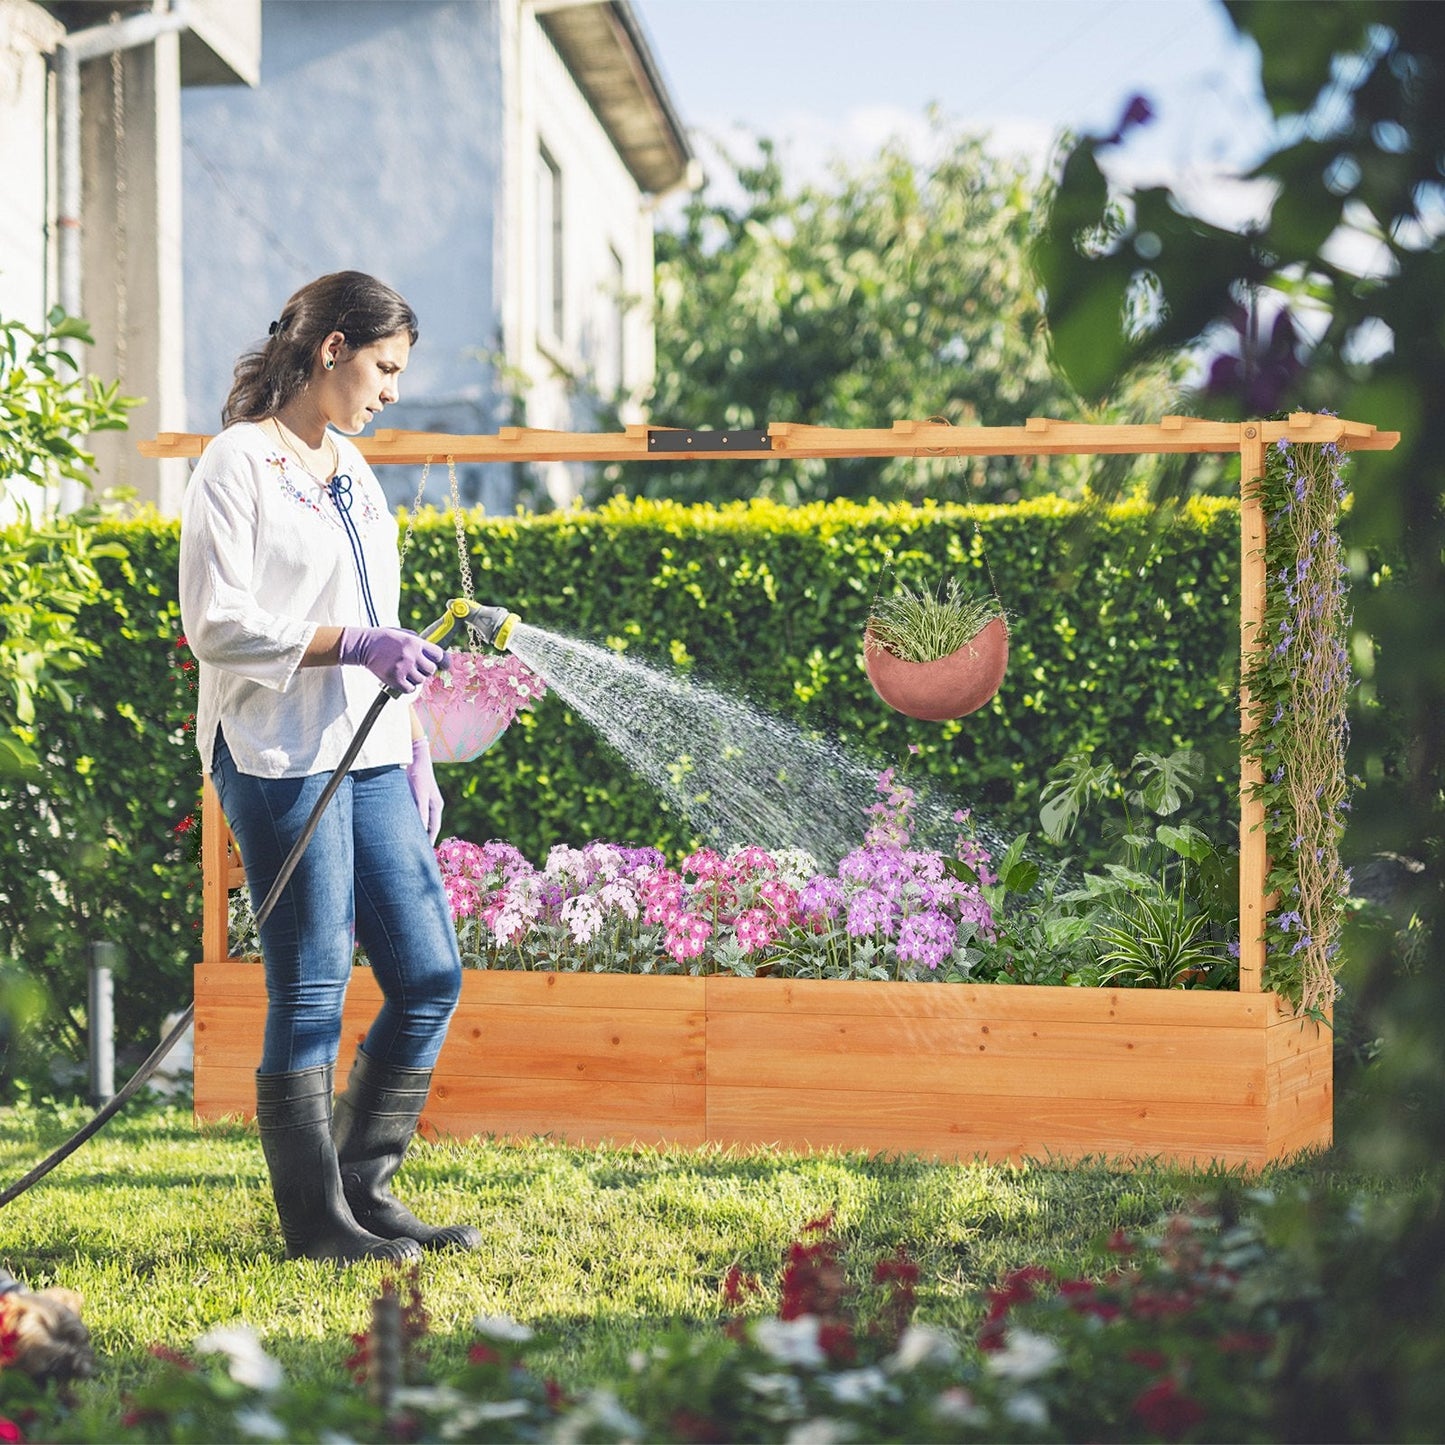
left=7, top=1178, right=1443, bottom=1444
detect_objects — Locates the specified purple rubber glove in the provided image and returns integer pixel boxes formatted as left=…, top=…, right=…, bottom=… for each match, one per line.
left=337, top=626, right=446, bottom=695
left=406, top=737, right=444, bottom=843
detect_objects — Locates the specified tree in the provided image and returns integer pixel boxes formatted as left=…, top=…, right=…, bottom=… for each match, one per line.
left=0, top=311, right=136, bottom=774
left=1036, top=6, right=1445, bottom=1431
left=602, top=128, right=1180, bottom=506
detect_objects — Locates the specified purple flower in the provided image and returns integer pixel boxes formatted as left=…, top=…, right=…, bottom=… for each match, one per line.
left=896, top=912, right=957, bottom=969
left=846, top=888, right=896, bottom=939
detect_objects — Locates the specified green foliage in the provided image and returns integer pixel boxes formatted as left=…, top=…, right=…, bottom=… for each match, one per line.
left=1036, top=2, right=1444, bottom=1170
left=0, top=310, right=135, bottom=498
left=603, top=131, right=1182, bottom=506
left=1242, top=439, right=1354, bottom=1013
left=971, top=747, right=1239, bottom=990
left=0, top=520, right=198, bottom=1086
left=0, top=310, right=138, bottom=775
left=865, top=576, right=1005, bottom=663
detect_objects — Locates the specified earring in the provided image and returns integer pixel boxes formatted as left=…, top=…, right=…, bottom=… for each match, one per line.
left=324, top=359, right=335, bottom=371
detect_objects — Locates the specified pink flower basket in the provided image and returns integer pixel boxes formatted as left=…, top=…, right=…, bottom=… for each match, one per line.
left=415, top=651, right=547, bottom=764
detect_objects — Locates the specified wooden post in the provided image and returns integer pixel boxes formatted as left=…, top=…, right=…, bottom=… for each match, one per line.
left=200, top=777, right=246, bottom=964
left=1238, top=426, right=1268, bottom=993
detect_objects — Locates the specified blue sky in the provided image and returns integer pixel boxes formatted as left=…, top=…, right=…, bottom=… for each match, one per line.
left=633, top=0, right=1273, bottom=219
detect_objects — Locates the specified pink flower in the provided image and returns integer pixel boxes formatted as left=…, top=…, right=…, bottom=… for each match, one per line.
left=734, top=908, right=776, bottom=953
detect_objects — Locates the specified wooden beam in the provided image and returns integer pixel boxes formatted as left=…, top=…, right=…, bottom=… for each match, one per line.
left=138, top=415, right=1400, bottom=463
left=1238, top=428, right=1268, bottom=994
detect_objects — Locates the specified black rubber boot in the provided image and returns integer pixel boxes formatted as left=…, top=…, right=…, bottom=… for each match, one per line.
left=332, top=1049, right=482, bottom=1251
left=254, top=1066, right=423, bottom=1264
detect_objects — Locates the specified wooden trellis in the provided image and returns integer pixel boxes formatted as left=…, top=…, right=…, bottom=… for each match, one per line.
left=145, top=413, right=1398, bottom=1165
left=145, top=411, right=1398, bottom=993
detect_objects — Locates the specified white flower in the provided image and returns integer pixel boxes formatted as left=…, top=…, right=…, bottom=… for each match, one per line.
left=598, top=881, right=640, bottom=918
left=234, top=1407, right=287, bottom=1441
left=472, top=1314, right=534, bottom=1343
left=194, top=1324, right=284, bottom=1393
left=984, top=1327, right=1061, bottom=1382
left=932, top=1386, right=986, bottom=1426
left=1003, top=1390, right=1051, bottom=1428
left=785, top=1419, right=855, bottom=1444
left=561, top=893, right=603, bottom=944
left=888, top=1324, right=958, bottom=1373
left=549, top=1389, right=645, bottom=1444
left=825, top=1366, right=890, bottom=1405
left=753, top=1314, right=827, bottom=1368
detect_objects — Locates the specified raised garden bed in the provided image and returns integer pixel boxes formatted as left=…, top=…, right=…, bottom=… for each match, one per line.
left=192, top=955, right=1331, bottom=1168
left=175, top=415, right=1399, bottom=1169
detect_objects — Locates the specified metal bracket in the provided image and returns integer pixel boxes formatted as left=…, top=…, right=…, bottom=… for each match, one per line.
left=647, top=428, right=771, bottom=452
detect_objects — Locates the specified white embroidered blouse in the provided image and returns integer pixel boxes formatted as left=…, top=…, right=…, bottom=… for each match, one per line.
left=179, top=421, right=413, bottom=778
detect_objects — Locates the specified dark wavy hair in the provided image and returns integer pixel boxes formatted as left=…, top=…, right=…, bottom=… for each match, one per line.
left=222, top=271, right=420, bottom=425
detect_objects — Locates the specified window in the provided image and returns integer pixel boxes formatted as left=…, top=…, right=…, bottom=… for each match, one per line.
left=537, top=145, right=563, bottom=344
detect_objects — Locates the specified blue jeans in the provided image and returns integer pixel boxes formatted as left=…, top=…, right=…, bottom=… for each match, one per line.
left=211, top=730, right=462, bottom=1074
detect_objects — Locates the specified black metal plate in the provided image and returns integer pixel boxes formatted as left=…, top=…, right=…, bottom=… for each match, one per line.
left=647, top=428, right=772, bottom=452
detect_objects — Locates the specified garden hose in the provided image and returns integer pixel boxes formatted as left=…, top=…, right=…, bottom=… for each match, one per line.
left=0, top=600, right=519, bottom=1211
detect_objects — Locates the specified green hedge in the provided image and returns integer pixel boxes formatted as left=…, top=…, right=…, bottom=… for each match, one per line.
left=0, top=493, right=1240, bottom=1067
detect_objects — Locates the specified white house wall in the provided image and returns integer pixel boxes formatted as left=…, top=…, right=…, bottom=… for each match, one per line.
left=181, top=0, right=507, bottom=509
left=505, top=0, right=657, bottom=506
left=0, top=0, right=63, bottom=330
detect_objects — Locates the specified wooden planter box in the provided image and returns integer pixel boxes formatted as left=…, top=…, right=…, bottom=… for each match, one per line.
left=192, top=959, right=1331, bottom=1169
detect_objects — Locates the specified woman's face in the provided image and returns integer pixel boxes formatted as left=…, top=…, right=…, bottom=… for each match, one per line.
left=320, top=329, right=410, bottom=434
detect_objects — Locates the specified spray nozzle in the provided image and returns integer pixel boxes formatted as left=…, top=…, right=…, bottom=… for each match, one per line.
left=459, top=601, right=519, bottom=651
left=418, top=600, right=520, bottom=653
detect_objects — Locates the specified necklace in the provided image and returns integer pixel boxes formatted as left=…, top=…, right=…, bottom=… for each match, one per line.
left=269, top=415, right=339, bottom=483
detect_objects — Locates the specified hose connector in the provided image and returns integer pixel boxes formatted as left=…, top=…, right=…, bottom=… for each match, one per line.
left=459, top=601, right=520, bottom=652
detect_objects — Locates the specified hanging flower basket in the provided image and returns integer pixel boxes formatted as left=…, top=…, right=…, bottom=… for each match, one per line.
left=864, top=616, right=1009, bottom=720
left=415, top=651, right=547, bottom=764
left=863, top=579, right=1009, bottom=721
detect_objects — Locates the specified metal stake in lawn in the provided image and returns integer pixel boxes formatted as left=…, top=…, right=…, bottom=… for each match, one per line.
left=0, top=599, right=519, bottom=1211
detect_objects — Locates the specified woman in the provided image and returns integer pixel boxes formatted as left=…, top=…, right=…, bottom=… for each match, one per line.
left=179, top=271, right=479, bottom=1263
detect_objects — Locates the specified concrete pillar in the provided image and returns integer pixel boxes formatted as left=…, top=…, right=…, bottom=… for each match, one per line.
left=80, top=32, right=187, bottom=514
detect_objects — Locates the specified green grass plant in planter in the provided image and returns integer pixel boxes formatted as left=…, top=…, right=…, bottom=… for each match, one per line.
left=863, top=578, right=1010, bottom=720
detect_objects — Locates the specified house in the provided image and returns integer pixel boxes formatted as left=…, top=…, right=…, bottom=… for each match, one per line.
left=1, top=0, right=260, bottom=514
left=181, top=0, right=693, bottom=512
left=3, top=0, right=693, bottom=514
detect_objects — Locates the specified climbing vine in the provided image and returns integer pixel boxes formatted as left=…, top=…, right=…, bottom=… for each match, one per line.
left=1243, top=439, right=1354, bottom=1014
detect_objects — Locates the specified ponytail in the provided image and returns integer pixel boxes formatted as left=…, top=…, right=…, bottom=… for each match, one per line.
left=222, top=270, right=419, bottom=425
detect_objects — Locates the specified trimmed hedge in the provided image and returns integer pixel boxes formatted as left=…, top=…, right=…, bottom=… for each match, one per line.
left=0, top=493, right=1240, bottom=1067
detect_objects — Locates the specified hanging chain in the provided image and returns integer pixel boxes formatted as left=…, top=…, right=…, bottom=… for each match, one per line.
left=397, top=457, right=477, bottom=648
left=446, top=457, right=476, bottom=604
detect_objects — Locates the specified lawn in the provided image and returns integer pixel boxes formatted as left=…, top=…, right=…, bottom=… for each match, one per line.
left=0, top=1090, right=1387, bottom=1436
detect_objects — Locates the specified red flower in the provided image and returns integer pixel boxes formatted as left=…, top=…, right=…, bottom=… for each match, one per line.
left=173, top=813, right=196, bottom=835
left=1217, top=1331, right=1274, bottom=1355
left=1127, top=1349, right=1169, bottom=1371
left=1133, top=1378, right=1207, bottom=1441
left=468, top=1342, right=501, bottom=1366
left=0, top=1418, right=22, bottom=1443
left=817, top=1321, right=857, bottom=1365
left=146, top=1343, right=194, bottom=1370
left=668, top=1408, right=728, bottom=1443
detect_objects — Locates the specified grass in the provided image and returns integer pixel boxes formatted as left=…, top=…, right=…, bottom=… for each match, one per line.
left=0, top=1093, right=1382, bottom=1423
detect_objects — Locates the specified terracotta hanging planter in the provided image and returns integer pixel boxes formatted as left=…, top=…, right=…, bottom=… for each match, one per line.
left=864, top=615, right=1009, bottom=721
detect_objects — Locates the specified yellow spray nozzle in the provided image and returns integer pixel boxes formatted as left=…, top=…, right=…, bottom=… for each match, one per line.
left=492, top=612, right=518, bottom=651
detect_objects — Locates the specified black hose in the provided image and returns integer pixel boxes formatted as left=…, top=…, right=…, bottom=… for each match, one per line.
left=0, top=690, right=393, bottom=1209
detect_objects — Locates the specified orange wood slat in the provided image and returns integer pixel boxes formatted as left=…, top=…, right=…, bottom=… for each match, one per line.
left=706, top=1087, right=1267, bottom=1167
